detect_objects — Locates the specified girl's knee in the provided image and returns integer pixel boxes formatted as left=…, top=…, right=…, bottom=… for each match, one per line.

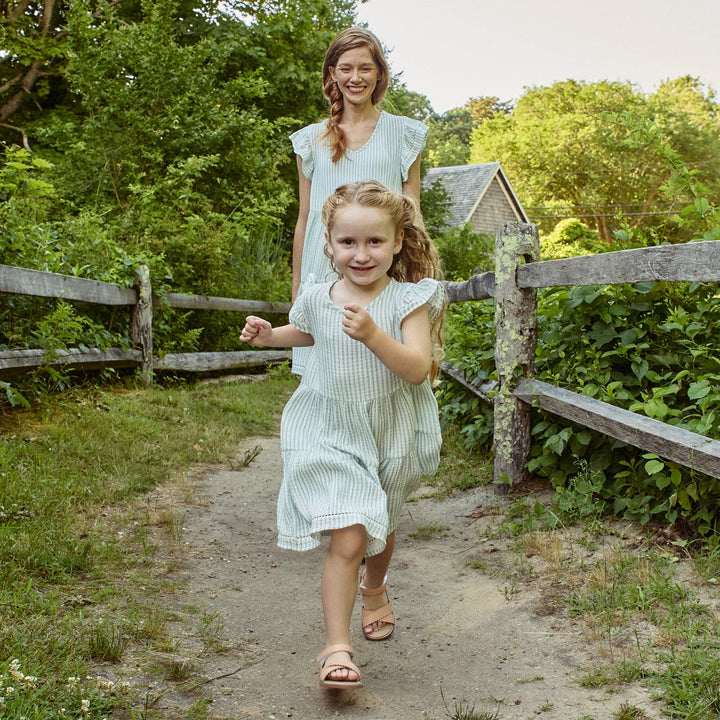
left=328, top=524, right=367, bottom=563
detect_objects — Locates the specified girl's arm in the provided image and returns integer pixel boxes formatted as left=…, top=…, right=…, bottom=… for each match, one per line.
left=402, top=153, right=423, bottom=202
left=342, top=304, right=431, bottom=385
left=241, top=316, right=314, bottom=348
left=292, top=155, right=311, bottom=302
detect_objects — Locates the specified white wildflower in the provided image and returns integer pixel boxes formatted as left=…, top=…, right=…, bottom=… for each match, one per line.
left=22, top=675, right=38, bottom=689
left=81, top=698, right=90, bottom=715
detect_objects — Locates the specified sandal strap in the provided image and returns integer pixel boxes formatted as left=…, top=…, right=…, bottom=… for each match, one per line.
left=317, top=643, right=354, bottom=664
left=359, top=571, right=388, bottom=597
left=362, top=603, right=395, bottom=627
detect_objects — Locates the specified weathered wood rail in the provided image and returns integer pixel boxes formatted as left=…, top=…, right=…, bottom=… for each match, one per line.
left=2, top=231, right=720, bottom=485
left=471, top=227, right=720, bottom=484
left=0, top=263, right=295, bottom=384
left=0, top=263, right=494, bottom=384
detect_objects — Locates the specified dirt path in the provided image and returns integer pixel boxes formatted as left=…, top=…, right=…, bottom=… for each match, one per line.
left=135, top=435, right=663, bottom=720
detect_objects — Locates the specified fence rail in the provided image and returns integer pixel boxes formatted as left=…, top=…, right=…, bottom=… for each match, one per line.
left=2, top=233, right=720, bottom=485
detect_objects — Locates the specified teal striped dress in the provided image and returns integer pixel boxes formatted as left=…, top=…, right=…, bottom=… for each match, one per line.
left=277, top=278, right=444, bottom=557
left=289, top=111, right=428, bottom=375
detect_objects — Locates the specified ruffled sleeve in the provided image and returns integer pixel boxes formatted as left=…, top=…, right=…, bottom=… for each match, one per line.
left=400, top=117, right=429, bottom=182
left=289, top=124, right=317, bottom=181
left=399, top=278, right=446, bottom=323
left=288, top=291, right=311, bottom=333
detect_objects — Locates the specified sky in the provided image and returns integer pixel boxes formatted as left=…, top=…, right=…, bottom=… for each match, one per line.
left=355, top=0, right=720, bottom=114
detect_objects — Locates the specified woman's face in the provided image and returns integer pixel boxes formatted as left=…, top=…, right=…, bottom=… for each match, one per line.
left=329, top=46, right=379, bottom=108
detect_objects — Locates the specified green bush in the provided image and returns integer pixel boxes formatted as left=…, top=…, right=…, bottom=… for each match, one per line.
left=439, top=278, right=720, bottom=534
left=439, top=131, right=720, bottom=534
left=541, top=218, right=607, bottom=259
left=434, top=223, right=495, bottom=281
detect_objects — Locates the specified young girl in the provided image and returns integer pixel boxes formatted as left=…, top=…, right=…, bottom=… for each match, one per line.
left=290, top=26, right=429, bottom=375
left=241, top=181, right=445, bottom=689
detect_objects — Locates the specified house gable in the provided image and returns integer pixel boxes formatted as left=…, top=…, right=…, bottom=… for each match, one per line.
left=423, top=163, right=527, bottom=235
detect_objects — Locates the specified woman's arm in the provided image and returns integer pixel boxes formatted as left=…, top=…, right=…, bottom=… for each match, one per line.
left=402, top=153, right=423, bottom=202
left=292, top=155, right=311, bottom=302
left=342, top=304, right=431, bottom=385
left=240, top=316, right=314, bottom=348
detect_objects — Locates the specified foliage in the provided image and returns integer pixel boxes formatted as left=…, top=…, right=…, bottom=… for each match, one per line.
left=420, top=177, right=452, bottom=236
left=1, top=0, right=353, bottom=397
left=425, top=106, right=473, bottom=167
left=442, top=274, right=720, bottom=534
left=439, top=142, right=720, bottom=533
left=470, top=78, right=720, bottom=240
left=0, top=374, right=296, bottom=719
left=423, top=96, right=512, bottom=169
left=434, top=224, right=494, bottom=280
left=540, top=218, right=606, bottom=260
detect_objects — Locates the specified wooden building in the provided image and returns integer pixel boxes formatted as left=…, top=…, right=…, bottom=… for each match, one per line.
left=423, top=162, right=528, bottom=235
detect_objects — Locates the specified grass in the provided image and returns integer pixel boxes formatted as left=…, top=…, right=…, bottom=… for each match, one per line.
left=6, top=370, right=720, bottom=719
left=0, top=367, right=296, bottom=719
left=473, top=508, right=720, bottom=720
left=431, top=424, right=493, bottom=497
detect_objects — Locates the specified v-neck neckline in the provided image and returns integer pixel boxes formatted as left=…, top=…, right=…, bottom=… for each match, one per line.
left=343, top=111, right=384, bottom=154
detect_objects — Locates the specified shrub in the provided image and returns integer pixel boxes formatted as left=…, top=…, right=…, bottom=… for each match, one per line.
left=434, top=224, right=495, bottom=281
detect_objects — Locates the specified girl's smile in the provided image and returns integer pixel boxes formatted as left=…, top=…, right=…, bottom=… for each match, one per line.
left=326, top=204, right=402, bottom=295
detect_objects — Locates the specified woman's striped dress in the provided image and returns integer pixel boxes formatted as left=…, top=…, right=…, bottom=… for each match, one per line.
left=289, top=111, right=428, bottom=375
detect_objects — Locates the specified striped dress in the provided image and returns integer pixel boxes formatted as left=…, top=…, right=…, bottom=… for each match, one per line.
left=289, top=111, right=428, bottom=375
left=277, top=278, right=444, bottom=557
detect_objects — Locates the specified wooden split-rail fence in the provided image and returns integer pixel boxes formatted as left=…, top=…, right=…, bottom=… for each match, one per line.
left=2, top=224, right=720, bottom=485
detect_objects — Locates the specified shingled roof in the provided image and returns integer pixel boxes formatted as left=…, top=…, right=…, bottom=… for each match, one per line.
left=423, top=162, right=528, bottom=234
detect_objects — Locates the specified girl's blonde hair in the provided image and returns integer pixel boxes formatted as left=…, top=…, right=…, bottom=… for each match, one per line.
left=321, top=180, right=446, bottom=384
left=321, top=27, right=390, bottom=163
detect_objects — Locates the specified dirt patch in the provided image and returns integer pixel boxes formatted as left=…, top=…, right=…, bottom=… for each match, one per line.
left=118, top=435, right=666, bottom=720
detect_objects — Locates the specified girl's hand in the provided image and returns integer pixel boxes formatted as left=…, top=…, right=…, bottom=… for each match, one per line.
left=342, top=304, right=377, bottom=344
left=240, top=316, right=273, bottom=346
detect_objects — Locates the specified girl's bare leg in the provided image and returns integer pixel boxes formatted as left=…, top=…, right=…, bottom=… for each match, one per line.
left=361, top=531, right=395, bottom=635
left=321, top=524, right=367, bottom=681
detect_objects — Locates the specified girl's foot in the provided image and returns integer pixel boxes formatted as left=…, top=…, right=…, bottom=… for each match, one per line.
left=317, top=644, right=362, bottom=688
left=360, top=572, right=395, bottom=641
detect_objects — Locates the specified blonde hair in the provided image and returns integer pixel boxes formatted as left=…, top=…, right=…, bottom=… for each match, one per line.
left=321, top=180, right=446, bottom=384
left=321, top=27, right=390, bottom=163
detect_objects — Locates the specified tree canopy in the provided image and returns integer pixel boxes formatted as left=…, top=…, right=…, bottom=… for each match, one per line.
left=468, top=78, right=720, bottom=240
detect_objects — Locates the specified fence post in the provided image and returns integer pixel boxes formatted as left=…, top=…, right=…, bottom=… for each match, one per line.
left=131, top=264, right=153, bottom=387
left=493, top=221, right=539, bottom=486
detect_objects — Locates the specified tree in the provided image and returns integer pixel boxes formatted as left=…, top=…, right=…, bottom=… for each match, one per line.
left=2, top=0, right=356, bottom=309
left=1, top=0, right=67, bottom=145
left=425, top=106, right=473, bottom=168
left=469, top=79, right=720, bottom=241
left=423, top=97, right=512, bottom=169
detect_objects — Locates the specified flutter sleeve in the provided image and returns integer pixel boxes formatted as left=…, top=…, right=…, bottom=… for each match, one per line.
left=289, top=124, right=315, bottom=180
left=399, top=278, right=446, bottom=323
left=400, top=117, right=429, bottom=182
left=288, top=290, right=311, bottom=333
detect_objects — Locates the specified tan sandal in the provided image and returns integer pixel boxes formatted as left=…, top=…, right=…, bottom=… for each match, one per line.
left=360, top=572, right=395, bottom=641
left=317, top=644, right=363, bottom=689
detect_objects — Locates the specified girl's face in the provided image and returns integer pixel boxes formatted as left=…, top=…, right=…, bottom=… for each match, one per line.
left=329, top=46, right=379, bottom=108
left=326, top=204, right=402, bottom=292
